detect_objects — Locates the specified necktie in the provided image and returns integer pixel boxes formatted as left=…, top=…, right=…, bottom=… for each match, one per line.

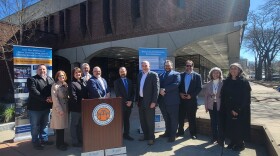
left=124, top=79, right=128, bottom=94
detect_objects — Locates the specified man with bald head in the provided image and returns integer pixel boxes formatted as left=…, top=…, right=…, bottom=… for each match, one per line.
left=136, top=61, right=160, bottom=145
left=27, top=64, right=54, bottom=150
left=87, top=66, right=110, bottom=99
left=114, top=67, right=134, bottom=140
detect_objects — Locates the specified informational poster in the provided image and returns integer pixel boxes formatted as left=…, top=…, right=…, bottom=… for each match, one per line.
left=138, top=48, right=167, bottom=133
left=139, top=48, right=167, bottom=73
left=13, top=45, right=52, bottom=142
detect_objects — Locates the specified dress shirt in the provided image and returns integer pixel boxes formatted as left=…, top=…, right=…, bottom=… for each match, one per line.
left=185, top=72, right=192, bottom=93
left=140, top=72, right=148, bottom=97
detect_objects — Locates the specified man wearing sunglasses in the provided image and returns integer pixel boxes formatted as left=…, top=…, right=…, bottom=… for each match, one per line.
left=177, top=60, right=202, bottom=139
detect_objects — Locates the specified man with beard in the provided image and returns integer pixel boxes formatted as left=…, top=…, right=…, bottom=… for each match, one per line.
left=114, top=67, right=135, bottom=141
left=158, top=60, right=181, bottom=142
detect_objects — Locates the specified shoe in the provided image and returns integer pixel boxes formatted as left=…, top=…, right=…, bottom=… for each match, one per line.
left=176, top=132, right=184, bottom=137
left=168, top=137, right=175, bottom=142
left=226, top=143, right=235, bottom=149
left=123, top=135, right=134, bottom=141
left=41, top=140, right=54, bottom=146
left=217, top=140, right=224, bottom=147
left=138, top=137, right=148, bottom=141
left=147, top=139, right=154, bottom=145
left=72, top=143, right=82, bottom=147
left=57, top=144, right=67, bottom=151
left=191, top=135, right=197, bottom=139
left=33, top=142, right=44, bottom=150
left=210, top=138, right=217, bottom=143
left=232, top=145, right=245, bottom=151
left=159, top=133, right=169, bottom=138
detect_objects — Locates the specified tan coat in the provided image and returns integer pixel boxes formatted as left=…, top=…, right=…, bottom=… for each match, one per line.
left=204, top=80, right=223, bottom=111
left=50, top=82, right=69, bottom=129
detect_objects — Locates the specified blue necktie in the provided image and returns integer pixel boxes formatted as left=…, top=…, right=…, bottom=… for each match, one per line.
left=123, top=79, right=128, bottom=94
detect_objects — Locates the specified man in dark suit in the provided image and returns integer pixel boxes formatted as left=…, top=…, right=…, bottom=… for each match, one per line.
left=177, top=60, right=202, bottom=139
left=27, top=64, right=54, bottom=150
left=158, top=60, right=181, bottom=142
left=114, top=67, right=135, bottom=141
left=136, top=61, right=159, bottom=145
left=87, top=66, right=110, bottom=98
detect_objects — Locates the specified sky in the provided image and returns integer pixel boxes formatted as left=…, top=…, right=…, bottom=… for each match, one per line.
left=240, top=0, right=268, bottom=62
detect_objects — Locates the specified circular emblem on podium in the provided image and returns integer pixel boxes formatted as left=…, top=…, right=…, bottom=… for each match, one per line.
left=92, top=103, right=114, bottom=126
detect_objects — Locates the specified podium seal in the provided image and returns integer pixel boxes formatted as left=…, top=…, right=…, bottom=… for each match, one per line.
left=92, top=103, right=115, bottom=126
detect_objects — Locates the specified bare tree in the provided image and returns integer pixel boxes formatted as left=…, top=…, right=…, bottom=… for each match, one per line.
left=0, top=0, right=49, bottom=92
left=244, top=1, right=280, bottom=80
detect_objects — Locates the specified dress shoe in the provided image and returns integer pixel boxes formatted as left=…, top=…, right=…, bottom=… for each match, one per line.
left=33, top=142, right=44, bottom=150
left=232, top=145, right=245, bottom=151
left=176, top=132, right=184, bottom=137
left=138, top=137, right=148, bottom=141
left=147, top=139, right=154, bottom=145
left=159, top=133, right=169, bottom=138
left=191, top=135, right=197, bottom=139
left=41, top=140, right=54, bottom=146
left=210, top=138, right=217, bottom=143
left=226, top=143, right=235, bottom=149
left=168, top=137, right=176, bottom=142
left=57, top=144, right=67, bottom=151
left=123, top=135, right=134, bottom=141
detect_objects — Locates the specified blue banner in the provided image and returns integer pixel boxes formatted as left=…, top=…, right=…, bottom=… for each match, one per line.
left=13, top=45, right=53, bottom=142
left=139, top=48, right=167, bottom=73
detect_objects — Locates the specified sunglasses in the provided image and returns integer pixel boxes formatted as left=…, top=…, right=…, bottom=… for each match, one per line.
left=59, top=75, right=65, bottom=77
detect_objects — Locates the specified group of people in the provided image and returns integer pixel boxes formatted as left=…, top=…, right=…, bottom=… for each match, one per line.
left=26, top=60, right=251, bottom=152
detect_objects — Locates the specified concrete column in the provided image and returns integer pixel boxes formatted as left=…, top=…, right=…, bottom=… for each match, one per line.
left=227, top=31, right=241, bottom=65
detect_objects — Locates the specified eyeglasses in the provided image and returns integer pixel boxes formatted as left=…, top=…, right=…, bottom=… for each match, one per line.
left=186, top=65, right=192, bottom=67
left=59, top=75, right=65, bottom=77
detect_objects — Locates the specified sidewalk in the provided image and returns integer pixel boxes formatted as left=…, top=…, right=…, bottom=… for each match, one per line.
left=0, top=82, right=277, bottom=156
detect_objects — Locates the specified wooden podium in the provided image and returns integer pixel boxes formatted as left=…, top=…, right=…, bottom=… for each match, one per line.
left=81, top=98, right=123, bottom=152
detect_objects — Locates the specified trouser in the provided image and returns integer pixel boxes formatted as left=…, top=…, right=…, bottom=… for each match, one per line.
left=138, top=98, right=155, bottom=140
left=209, top=102, right=220, bottom=140
left=28, top=109, right=50, bottom=143
left=70, top=112, right=83, bottom=144
left=123, top=108, right=132, bottom=136
left=56, top=129, right=65, bottom=147
left=178, top=101, right=197, bottom=136
left=159, top=103, right=179, bottom=138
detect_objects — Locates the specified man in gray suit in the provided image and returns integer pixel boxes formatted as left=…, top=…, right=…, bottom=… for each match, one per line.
left=136, top=61, right=160, bottom=145
left=158, top=60, right=181, bottom=142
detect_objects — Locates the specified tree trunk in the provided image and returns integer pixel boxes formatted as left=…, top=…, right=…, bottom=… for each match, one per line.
left=255, top=58, right=263, bottom=80
left=266, top=59, right=273, bottom=81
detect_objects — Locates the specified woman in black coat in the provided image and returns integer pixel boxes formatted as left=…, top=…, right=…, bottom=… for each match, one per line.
left=68, top=67, right=88, bottom=147
left=219, top=63, right=251, bottom=151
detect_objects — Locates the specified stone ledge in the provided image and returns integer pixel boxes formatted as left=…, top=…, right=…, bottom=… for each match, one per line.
left=196, top=118, right=280, bottom=156
left=0, top=122, right=15, bottom=132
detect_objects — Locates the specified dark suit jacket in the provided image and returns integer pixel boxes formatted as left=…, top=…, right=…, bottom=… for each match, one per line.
left=158, top=70, right=181, bottom=106
left=136, top=71, right=160, bottom=108
left=114, top=78, right=135, bottom=110
left=179, top=72, right=202, bottom=103
left=87, top=76, right=110, bottom=98
left=27, top=74, right=54, bottom=111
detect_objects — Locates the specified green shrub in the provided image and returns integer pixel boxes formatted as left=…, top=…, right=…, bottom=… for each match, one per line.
left=3, top=106, right=15, bottom=123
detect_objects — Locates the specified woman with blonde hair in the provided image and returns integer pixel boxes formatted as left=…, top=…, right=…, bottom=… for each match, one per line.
left=51, top=70, right=69, bottom=151
left=204, top=67, right=223, bottom=143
